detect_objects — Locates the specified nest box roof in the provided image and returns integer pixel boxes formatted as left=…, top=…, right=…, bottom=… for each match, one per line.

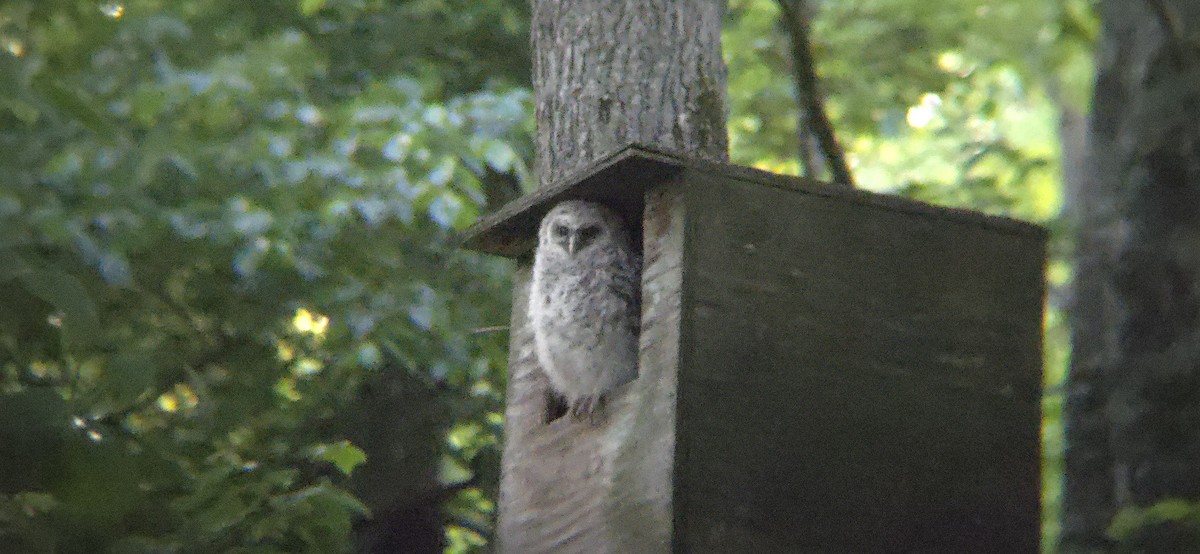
left=460, top=144, right=1045, bottom=259
left=460, top=145, right=683, bottom=258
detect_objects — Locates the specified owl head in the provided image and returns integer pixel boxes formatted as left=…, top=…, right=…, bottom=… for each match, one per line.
left=537, top=200, right=630, bottom=259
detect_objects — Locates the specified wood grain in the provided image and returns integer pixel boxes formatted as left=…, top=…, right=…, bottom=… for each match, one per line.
left=674, top=170, right=1045, bottom=552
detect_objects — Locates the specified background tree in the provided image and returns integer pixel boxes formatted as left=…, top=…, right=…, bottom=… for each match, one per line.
left=0, top=0, right=529, bottom=550
left=1063, top=1, right=1200, bottom=550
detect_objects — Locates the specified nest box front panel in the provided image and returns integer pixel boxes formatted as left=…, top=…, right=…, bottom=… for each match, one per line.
left=674, top=169, right=1045, bottom=552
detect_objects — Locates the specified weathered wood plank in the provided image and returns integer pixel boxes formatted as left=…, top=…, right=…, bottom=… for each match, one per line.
left=494, top=182, right=686, bottom=553
left=461, top=145, right=1045, bottom=259
left=675, top=169, right=1045, bottom=552
left=606, top=185, right=686, bottom=552
left=461, top=147, right=680, bottom=257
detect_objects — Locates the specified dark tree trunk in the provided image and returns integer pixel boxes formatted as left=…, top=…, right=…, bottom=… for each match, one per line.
left=1061, top=78, right=1121, bottom=554
left=1064, top=0, right=1200, bottom=550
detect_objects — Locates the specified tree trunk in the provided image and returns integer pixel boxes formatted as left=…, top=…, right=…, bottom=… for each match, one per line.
left=531, top=0, right=728, bottom=187
left=1064, top=0, right=1200, bottom=550
left=1061, top=95, right=1121, bottom=551
left=494, top=2, right=728, bottom=551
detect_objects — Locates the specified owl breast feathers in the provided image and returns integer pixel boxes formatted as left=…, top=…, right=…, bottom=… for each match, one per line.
left=529, top=200, right=641, bottom=421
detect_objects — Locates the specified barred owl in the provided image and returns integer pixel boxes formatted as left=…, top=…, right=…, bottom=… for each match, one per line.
left=529, top=200, right=640, bottom=421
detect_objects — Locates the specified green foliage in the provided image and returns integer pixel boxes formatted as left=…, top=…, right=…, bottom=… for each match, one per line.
left=313, top=441, right=368, bottom=477
left=2, top=0, right=1093, bottom=551
left=726, top=0, right=1085, bottom=219
left=1109, top=499, right=1200, bottom=552
left=1, top=0, right=528, bottom=550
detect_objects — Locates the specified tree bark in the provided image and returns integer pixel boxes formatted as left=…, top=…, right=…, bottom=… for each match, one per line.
left=530, top=0, right=728, bottom=187
left=1064, top=0, right=1200, bottom=550
left=1061, top=91, right=1122, bottom=551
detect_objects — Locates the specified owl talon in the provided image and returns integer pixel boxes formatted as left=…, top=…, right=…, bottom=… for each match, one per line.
left=570, top=395, right=603, bottom=424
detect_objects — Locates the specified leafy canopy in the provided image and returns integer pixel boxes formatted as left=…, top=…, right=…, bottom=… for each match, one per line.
left=1, top=0, right=528, bottom=551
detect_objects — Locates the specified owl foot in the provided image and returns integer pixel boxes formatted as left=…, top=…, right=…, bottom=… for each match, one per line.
left=570, top=394, right=603, bottom=425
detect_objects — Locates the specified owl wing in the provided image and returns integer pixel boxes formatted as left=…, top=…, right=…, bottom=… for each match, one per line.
left=607, top=251, right=642, bottom=336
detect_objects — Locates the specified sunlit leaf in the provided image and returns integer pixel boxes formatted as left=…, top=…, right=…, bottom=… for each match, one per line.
left=299, top=0, right=327, bottom=16
left=313, top=441, right=368, bottom=476
left=439, top=455, right=473, bottom=486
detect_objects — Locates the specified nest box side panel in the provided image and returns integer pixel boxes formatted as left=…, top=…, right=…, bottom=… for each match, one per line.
left=606, top=184, right=688, bottom=552
left=494, top=178, right=689, bottom=553
left=494, top=265, right=612, bottom=553
left=674, top=170, right=1045, bottom=552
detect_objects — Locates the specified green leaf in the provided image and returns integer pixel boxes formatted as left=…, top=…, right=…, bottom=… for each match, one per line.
left=14, top=492, right=58, bottom=515
left=0, top=250, right=29, bottom=282
left=1109, top=499, right=1200, bottom=542
left=300, top=0, right=327, bottom=16
left=104, top=351, right=157, bottom=406
left=0, top=57, right=40, bottom=124
left=195, top=493, right=249, bottom=533
left=29, top=76, right=117, bottom=136
left=438, top=455, right=473, bottom=486
left=286, top=483, right=368, bottom=551
left=313, top=441, right=367, bottom=476
left=19, top=269, right=100, bottom=351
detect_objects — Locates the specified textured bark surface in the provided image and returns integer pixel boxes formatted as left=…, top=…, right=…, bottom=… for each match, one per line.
left=530, top=0, right=728, bottom=187
left=1064, top=0, right=1200, bottom=550
left=497, top=2, right=726, bottom=551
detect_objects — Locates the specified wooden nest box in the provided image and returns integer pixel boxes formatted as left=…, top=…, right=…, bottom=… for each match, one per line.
left=463, top=145, right=1046, bottom=553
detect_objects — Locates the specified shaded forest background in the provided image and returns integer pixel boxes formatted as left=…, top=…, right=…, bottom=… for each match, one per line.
left=0, top=0, right=1092, bottom=551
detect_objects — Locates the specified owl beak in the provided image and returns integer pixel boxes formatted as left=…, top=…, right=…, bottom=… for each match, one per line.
left=567, top=234, right=579, bottom=256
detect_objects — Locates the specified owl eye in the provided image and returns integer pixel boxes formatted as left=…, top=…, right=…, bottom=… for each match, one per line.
left=553, top=224, right=569, bottom=238
left=578, top=225, right=601, bottom=244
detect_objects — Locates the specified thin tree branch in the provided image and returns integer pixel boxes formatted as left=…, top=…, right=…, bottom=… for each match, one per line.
left=776, top=0, right=855, bottom=187
left=16, top=371, right=67, bottom=388
left=796, top=113, right=823, bottom=179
